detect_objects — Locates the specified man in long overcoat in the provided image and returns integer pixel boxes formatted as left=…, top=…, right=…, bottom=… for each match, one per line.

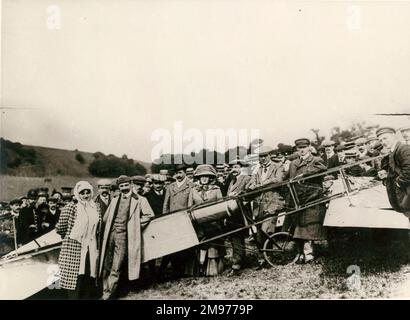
left=285, top=138, right=328, bottom=264
left=159, top=164, right=194, bottom=279
left=247, top=146, right=286, bottom=268
left=99, top=175, right=154, bottom=300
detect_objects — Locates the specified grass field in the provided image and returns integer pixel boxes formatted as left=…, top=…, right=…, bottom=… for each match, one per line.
left=121, top=230, right=410, bottom=299
left=0, top=175, right=103, bottom=201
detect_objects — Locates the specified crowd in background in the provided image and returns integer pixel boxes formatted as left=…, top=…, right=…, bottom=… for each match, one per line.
left=0, top=124, right=409, bottom=299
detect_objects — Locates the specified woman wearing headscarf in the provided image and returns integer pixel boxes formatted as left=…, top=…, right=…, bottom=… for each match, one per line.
left=187, top=164, right=225, bottom=276
left=56, top=181, right=101, bottom=299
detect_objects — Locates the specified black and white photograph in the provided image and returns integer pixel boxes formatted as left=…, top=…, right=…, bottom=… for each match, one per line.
left=0, top=0, right=410, bottom=303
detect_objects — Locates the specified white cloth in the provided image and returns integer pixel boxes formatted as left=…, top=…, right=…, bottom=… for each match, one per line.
left=390, top=140, right=399, bottom=153
left=69, top=181, right=100, bottom=278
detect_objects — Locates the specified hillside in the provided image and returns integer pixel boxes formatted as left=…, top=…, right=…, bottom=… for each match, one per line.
left=0, top=138, right=151, bottom=177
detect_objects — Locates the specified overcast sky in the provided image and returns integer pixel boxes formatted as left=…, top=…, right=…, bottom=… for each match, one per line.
left=1, top=0, right=410, bottom=162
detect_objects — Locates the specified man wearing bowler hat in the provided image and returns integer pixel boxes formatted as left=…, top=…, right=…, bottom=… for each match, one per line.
left=17, top=189, right=39, bottom=245
left=376, top=127, right=410, bottom=214
left=99, top=175, right=155, bottom=299
left=226, top=159, right=251, bottom=273
left=159, top=163, right=194, bottom=279
left=285, top=138, right=328, bottom=264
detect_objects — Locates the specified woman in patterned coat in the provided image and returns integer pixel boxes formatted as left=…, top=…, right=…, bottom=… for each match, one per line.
left=56, top=181, right=101, bottom=299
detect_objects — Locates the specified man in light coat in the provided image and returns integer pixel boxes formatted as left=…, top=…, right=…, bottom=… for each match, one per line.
left=99, top=175, right=154, bottom=300
left=247, top=146, right=286, bottom=268
left=158, top=164, right=194, bottom=279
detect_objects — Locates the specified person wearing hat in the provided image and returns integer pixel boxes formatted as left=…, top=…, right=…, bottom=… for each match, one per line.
left=144, top=178, right=153, bottom=194
left=51, top=191, right=63, bottom=202
left=61, top=187, right=73, bottom=198
left=187, top=164, right=225, bottom=276
left=144, top=174, right=167, bottom=281
left=366, top=136, right=381, bottom=157
left=225, top=159, right=251, bottom=273
left=159, top=163, right=194, bottom=280
left=344, top=149, right=365, bottom=177
left=18, top=196, right=29, bottom=209
left=355, top=137, right=369, bottom=159
left=376, top=127, right=410, bottom=214
left=41, top=196, right=61, bottom=232
left=159, top=169, right=169, bottom=181
left=0, top=200, right=18, bottom=252
left=247, top=145, right=286, bottom=268
left=322, top=140, right=340, bottom=176
left=131, top=175, right=147, bottom=195
left=94, top=178, right=112, bottom=216
left=35, top=202, right=53, bottom=236
left=162, top=164, right=193, bottom=214
left=165, top=174, right=175, bottom=187
left=9, top=199, right=22, bottom=245
left=335, top=145, right=346, bottom=165
left=145, top=174, right=166, bottom=216
left=99, top=175, right=155, bottom=300
left=285, top=138, right=328, bottom=264
left=17, top=189, right=39, bottom=245
left=398, top=125, right=410, bottom=145
left=56, top=181, right=101, bottom=299
left=186, top=167, right=194, bottom=182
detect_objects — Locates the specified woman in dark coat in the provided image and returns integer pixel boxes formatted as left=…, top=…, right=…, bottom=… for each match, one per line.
left=56, top=181, right=101, bottom=299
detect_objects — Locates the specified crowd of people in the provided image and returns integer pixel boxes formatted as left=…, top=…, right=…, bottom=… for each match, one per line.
left=0, top=124, right=409, bottom=299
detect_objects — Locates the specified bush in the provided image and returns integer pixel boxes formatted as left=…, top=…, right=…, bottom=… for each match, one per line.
left=75, top=153, right=85, bottom=164
left=93, top=151, right=105, bottom=159
left=88, top=155, right=146, bottom=177
left=0, top=138, right=38, bottom=173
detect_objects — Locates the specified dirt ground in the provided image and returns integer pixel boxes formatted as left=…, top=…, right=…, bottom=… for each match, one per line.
left=119, top=229, right=410, bottom=300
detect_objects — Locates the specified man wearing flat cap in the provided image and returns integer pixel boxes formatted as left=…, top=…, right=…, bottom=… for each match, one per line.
left=145, top=174, right=166, bottom=216
left=99, top=175, right=155, bottom=299
left=344, top=149, right=365, bottom=177
left=285, top=138, right=328, bottom=264
left=376, top=127, right=410, bottom=214
left=335, top=145, right=346, bottom=165
left=398, top=125, right=410, bottom=145
left=95, top=179, right=112, bottom=216
left=247, top=145, right=286, bottom=268
left=322, top=140, right=340, bottom=178
left=132, top=175, right=147, bottom=195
